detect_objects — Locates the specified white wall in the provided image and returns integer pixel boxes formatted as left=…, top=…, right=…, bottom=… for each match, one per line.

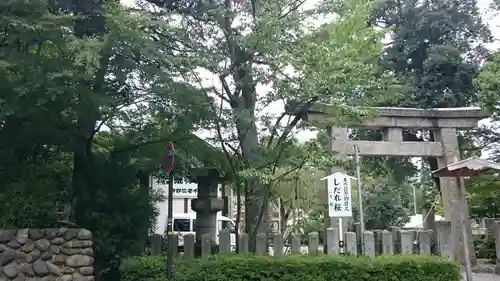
left=151, top=178, right=226, bottom=234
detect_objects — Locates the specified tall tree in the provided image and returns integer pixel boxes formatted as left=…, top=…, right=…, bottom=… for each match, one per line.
left=0, top=1, right=221, bottom=279
left=366, top=0, right=491, bottom=208
left=143, top=0, right=395, bottom=251
left=373, top=0, right=490, bottom=108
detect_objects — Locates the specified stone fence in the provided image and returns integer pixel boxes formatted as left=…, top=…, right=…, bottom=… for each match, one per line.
left=0, top=228, right=94, bottom=281
left=149, top=220, right=454, bottom=258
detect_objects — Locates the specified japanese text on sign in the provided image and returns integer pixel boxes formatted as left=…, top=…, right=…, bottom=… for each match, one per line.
left=327, top=173, right=352, bottom=217
left=174, top=188, right=197, bottom=194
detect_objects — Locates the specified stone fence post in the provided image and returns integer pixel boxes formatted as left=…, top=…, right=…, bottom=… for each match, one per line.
left=326, top=228, right=339, bottom=255
left=290, top=234, right=300, bottom=254
left=308, top=232, right=319, bottom=256
left=150, top=234, right=162, bottom=255
left=435, top=221, right=453, bottom=260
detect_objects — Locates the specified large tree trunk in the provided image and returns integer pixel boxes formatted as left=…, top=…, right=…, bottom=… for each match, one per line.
left=70, top=0, right=107, bottom=226
left=234, top=108, right=269, bottom=251
left=231, top=64, right=269, bottom=251
left=71, top=124, right=95, bottom=225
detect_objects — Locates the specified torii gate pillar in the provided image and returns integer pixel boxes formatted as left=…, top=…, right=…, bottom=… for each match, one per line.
left=287, top=103, right=488, bottom=265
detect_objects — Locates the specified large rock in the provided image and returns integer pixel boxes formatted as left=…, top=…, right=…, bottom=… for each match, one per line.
left=13, top=275, right=26, bottom=281
left=7, top=240, right=22, bottom=249
left=0, top=230, right=16, bottom=243
left=21, top=242, right=35, bottom=252
left=52, top=238, right=65, bottom=245
left=26, top=249, right=41, bottom=263
left=71, top=272, right=82, bottom=281
left=33, top=260, right=50, bottom=276
left=41, top=252, right=53, bottom=261
left=47, top=261, right=62, bottom=276
left=40, top=276, right=57, bottom=281
left=62, top=267, right=75, bottom=274
left=56, top=275, right=73, bottom=281
left=57, top=228, right=67, bottom=237
left=0, top=249, right=17, bottom=266
left=76, top=230, right=91, bottom=240
left=52, top=255, right=66, bottom=265
left=16, top=251, right=27, bottom=262
left=16, top=229, right=29, bottom=245
left=45, top=229, right=58, bottom=240
left=63, top=241, right=92, bottom=249
left=81, top=248, right=93, bottom=256
left=20, top=263, right=35, bottom=277
left=65, top=255, right=94, bottom=267
left=78, top=267, right=93, bottom=276
left=3, top=262, right=20, bottom=278
left=28, top=229, right=44, bottom=240
left=61, top=248, right=83, bottom=255
left=64, top=230, right=78, bottom=240
left=50, top=245, right=61, bottom=254
left=36, top=239, right=51, bottom=251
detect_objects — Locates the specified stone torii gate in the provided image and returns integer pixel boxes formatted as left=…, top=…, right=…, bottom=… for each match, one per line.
left=286, top=102, right=488, bottom=265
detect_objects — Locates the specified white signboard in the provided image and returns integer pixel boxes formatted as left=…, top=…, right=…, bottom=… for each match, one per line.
left=150, top=179, right=224, bottom=199
left=326, top=173, right=352, bottom=217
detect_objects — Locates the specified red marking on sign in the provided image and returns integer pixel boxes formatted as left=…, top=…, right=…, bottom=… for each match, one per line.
left=162, top=142, right=175, bottom=175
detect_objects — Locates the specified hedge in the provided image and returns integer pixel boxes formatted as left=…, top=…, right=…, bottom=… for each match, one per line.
left=120, top=254, right=461, bottom=281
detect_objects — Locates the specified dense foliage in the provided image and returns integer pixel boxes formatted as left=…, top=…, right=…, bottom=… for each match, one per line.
left=472, top=15, right=500, bottom=221
left=0, top=0, right=221, bottom=280
left=353, top=177, right=413, bottom=230
left=337, top=0, right=495, bottom=231
left=0, top=0, right=402, bottom=275
left=2, top=0, right=500, bottom=277
left=120, top=254, right=461, bottom=281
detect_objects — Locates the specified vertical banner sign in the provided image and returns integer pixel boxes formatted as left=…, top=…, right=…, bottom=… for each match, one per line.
left=327, top=173, right=352, bottom=217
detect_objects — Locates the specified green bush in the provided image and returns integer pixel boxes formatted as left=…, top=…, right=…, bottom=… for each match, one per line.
left=120, top=254, right=461, bottom=281
left=474, top=234, right=496, bottom=261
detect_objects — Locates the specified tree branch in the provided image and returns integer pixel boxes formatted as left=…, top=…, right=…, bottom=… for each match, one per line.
left=94, top=95, right=156, bottom=134
left=186, top=64, right=233, bottom=105
left=111, top=134, right=191, bottom=154
left=264, top=96, right=319, bottom=171
left=219, top=74, right=238, bottom=104
left=215, top=92, right=243, bottom=180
